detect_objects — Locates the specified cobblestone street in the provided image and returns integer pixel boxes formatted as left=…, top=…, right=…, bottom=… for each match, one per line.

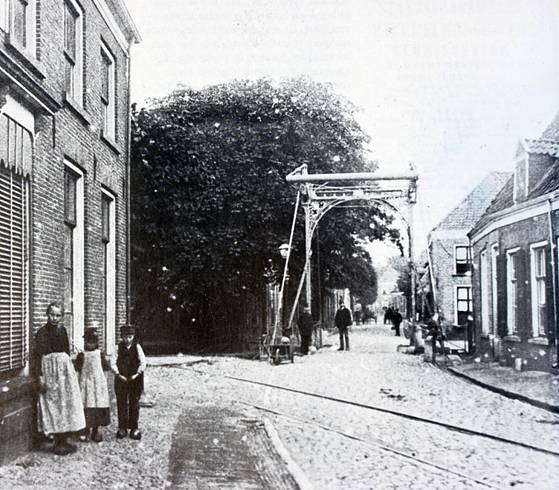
left=2, top=323, right=559, bottom=489
left=195, top=323, right=559, bottom=489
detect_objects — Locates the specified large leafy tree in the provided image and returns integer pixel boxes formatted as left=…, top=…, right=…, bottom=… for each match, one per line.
left=131, top=77, right=399, bottom=350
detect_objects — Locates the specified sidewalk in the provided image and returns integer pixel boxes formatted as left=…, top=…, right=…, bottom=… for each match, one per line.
left=445, top=360, right=559, bottom=414
left=0, top=355, right=302, bottom=489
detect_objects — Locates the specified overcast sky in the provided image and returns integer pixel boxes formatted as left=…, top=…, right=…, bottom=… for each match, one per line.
left=125, top=0, right=559, bottom=257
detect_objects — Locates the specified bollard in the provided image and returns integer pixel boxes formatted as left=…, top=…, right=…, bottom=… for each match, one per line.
left=424, top=335, right=434, bottom=362
left=412, top=324, right=424, bottom=349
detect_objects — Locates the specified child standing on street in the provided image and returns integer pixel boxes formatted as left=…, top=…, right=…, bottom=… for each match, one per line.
left=111, top=325, right=146, bottom=440
left=74, top=327, right=111, bottom=442
left=33, top=302, right=85, bottom=455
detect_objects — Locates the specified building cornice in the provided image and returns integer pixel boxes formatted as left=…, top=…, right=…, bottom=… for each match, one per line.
left=469, top=190, right=559, bottom=245
left=0, top=57, right=60, bottom=115
left=114, top=0, right=142, bottom=42
left=91, top=0, right=141, bottom=54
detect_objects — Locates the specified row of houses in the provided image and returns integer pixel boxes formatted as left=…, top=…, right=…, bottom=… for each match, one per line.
left=0, top=0, right=140, bottom=463
left=423, top=112, right=559, bottom=371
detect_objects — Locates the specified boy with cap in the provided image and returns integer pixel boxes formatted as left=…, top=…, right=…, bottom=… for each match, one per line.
left=110, top=325, right=146, bottom=440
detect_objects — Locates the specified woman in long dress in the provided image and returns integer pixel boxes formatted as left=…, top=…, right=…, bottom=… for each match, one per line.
left=33, top=302, right=85, bottom=456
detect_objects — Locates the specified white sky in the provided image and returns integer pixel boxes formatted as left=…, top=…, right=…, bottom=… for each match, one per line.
left=124, top=0, right=559, bottom=259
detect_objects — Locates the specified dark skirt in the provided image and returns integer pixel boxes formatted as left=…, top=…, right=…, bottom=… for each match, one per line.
left=84, top=407, right=110, bottom=427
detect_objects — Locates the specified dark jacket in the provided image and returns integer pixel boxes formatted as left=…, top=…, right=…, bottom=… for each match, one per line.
left=32, top=324, right=70, bottom=377
left=298, top=311, right=314, bottom=336
left=116, top=342, right=141, bottom=378
left=334, top=307, right=352, bottom=329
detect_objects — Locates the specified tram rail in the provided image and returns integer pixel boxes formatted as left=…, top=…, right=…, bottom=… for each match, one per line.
left=237, top=398, right=505, bottom=489
left=225, top=375, right=559, bottom=459
left=171, top=363, right=558, bottom=487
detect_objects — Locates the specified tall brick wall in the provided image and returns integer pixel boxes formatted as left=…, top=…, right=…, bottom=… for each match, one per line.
left=471, top=211, right=559, bottom=370
left=30, top=0, right=131, bottom=346
left=0, top=0, right=136, bottom=463
left=429, top=237, right=471, bottom=325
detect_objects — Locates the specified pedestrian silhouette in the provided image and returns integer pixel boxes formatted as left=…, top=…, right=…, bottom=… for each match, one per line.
left=298, top=306, right=314, bottom=355
left=334, top=301, right=352, bottom=351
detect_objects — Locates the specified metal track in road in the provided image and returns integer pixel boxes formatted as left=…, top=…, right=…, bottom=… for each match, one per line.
left=238, top=398, right=505, bottom=490
left=226, top=375, right=559, bottom=458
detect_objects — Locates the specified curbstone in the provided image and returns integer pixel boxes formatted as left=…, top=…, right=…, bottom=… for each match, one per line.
left=263, top=417, right=314, bottom=490
left=445, top=366, right=559, bottom=414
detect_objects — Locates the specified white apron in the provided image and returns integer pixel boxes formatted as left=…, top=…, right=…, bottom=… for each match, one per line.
left=79, top=350, right=110, bottom=408
left=38, top=352, right=85, bottom=434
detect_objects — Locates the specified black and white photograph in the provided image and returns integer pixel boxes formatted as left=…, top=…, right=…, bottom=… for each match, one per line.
left=1, top=0, right=559, bottom=488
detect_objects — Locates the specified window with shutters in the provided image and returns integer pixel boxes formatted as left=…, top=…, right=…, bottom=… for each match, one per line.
left=0, top=114, right=31, bottom=375
left=455, top=286, right=472, bottom=326
left=64, top=0, right=83, bottom=104
left=506, top=248, right=519, bottom=335
left=530, top=242, right=547, bottom=337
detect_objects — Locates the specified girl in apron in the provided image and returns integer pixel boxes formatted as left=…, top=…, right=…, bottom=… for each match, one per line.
left=74, top=327, right=111, bottom=442
left=34, top=302, right=85, bottom=456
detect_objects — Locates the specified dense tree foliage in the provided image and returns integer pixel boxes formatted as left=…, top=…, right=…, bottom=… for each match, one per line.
left=131, top=78, right=399, bottom=350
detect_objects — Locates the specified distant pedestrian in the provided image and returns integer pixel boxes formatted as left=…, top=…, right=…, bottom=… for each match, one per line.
left=426, top=313, right=445, bottom=362
left=334, top=301, right=352, bottom=351
left=33, top=302, right=85, bottom=456
left=392, top=308, right=403, bottom=336
left=298, top=306, right=314, bottom=355
left=111, top=325, right=146, bottom=440
left=384, top=306, right=394, bottom=325
left=74, top=327, right=111, bottom=442
left=353, top=302, right=362, bottom=325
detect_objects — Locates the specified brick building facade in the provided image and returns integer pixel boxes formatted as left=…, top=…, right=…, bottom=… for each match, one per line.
left=0, top=0, right=139, bottom=463
left=469, top=115, right=559, bottom=371
left=426, top=173, right=510, bottom=343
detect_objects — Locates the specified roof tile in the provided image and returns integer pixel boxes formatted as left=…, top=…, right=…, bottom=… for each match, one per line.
left=431, top=172, right=511, bottom=232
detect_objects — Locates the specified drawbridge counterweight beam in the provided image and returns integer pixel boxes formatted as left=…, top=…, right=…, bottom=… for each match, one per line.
left=283, top=164, right=418, bottom=339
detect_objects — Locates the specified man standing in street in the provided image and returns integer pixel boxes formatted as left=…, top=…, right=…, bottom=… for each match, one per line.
left=334, top=301, right=352, bottom=351
left=298, top=306, right=314, bottom=355
left=392, top=308, right=403, bottom=336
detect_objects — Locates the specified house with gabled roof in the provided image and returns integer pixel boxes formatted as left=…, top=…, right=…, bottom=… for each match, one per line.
left=468, top=113, right=559, bottom=371
left=425, top=172, right=511, bottom=350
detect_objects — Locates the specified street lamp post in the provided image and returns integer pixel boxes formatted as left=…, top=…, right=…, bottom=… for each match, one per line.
left=278, top=243, right=289, bottom=335
left=272, top=243, right=290, bottom=342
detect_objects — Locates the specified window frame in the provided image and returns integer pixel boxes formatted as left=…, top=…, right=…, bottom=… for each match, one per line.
left=63, top=0, right=84, bottom=105
left=100, top=40, right=116, bottom=141
left=455, top=285, right=473, bottom=326
left=101, top=188, right=116, bottom=354
left=454, top=244, right=471, bottom=276
left=530, top=241, right=548, bottom=338
left=480, top=249, right=489, bottom=335
left=490, top=243, right=499, bottom=335
left=506, top=247, right=520, bottom=335
left=63, top=160, right=84, bottom=351
left=1, top=0, right=37, bottom=58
